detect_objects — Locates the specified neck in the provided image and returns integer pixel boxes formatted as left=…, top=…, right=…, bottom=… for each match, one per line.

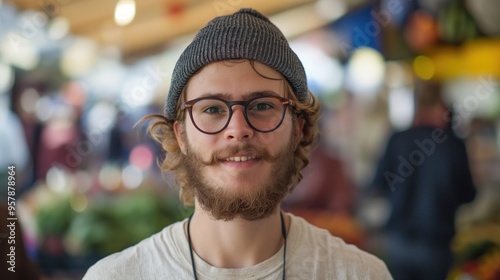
left=186, top=202, right=289, bottom=268
left=413, top=107, right=448, bottom=129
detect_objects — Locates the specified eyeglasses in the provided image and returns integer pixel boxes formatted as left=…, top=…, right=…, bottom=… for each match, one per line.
left=181, top=95, right=295, bottom=134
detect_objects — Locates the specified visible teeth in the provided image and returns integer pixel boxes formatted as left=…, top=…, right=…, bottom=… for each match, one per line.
left=226, top=156, right=255, bottom=162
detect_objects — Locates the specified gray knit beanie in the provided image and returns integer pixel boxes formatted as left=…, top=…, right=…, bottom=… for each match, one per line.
left=164, top=8, right=308, bottom=120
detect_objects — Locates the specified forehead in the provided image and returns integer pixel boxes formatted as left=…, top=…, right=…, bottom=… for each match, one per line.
left=184, top=60, right=284, bottom=100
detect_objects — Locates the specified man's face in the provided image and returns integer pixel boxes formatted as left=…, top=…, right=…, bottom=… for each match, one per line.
left=174, top=60, right=301, bottom=221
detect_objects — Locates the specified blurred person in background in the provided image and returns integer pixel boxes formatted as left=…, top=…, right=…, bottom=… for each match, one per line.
left=282, top=110, right=362, bottom=246
left=0, top=85, right=30, bottom=192
left=283, top=108, right=356, bottom=216
left=282, top=139, right=364, bottom=248
left=35, top=82, right=87, bottom=180
left=0, top=66, right=45, bottom=279
left=283, top=139, right=355, bottom=215
left=84, top=8, right=392, bottom=279
left=370, top=79, right=477, bottom=280
left=0, top=76, right=47, bottom=279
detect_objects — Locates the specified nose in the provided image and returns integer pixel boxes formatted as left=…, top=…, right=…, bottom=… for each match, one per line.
left=223, top=106, right=254, bottom=141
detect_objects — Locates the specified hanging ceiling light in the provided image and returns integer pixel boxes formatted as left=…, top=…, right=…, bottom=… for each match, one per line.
left=114, top=0, right=136, bottom=27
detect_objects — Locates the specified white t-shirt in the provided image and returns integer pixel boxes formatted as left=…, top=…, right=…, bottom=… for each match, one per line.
left=84, top=213, right=392, bottom=279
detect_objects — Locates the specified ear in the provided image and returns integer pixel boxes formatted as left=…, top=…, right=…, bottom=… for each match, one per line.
left=174, top=121, right=187, bottom=154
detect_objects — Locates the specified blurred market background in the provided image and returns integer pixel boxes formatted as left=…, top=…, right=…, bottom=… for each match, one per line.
left=0, top=0, right=499, bottom=279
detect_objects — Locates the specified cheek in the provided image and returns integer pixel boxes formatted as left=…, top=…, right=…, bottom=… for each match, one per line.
left=258, top=123, right=294, bottom=148
left=185, top=124, right=217, bottom=153
left=279, top=115, right=297, bottom=138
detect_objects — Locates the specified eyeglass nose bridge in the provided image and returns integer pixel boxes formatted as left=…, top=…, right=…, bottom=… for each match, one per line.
left=224, top=100, right=253, bottom=129
left=226, top=100, right=249, bottom=110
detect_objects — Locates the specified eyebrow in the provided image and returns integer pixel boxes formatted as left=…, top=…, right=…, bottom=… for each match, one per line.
left=198, top=91, right=282, bottom=100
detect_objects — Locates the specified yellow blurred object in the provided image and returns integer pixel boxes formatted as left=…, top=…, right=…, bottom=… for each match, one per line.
left=413, top=55, right=435, bottom=80
left=451, top=223, right=500, bottom=253
left=427, top=39, right=500, bottom=80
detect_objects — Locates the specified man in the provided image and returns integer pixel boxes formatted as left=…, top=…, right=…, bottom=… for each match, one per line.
left=370, top=81, right=476, bottom=280
left=84, top=8, right=391, bottom=279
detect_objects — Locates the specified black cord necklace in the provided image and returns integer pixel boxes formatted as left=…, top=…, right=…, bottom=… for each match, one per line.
left=187, top=212, right=287, bottom=280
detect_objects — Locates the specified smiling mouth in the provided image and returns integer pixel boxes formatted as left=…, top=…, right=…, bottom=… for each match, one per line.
left=223, top=156, right=257, bottom=162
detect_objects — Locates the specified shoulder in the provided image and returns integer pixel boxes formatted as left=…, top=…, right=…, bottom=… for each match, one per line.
left=288, top=214, right=392, bottom=279
left=83, top=220, right=188, bottom=280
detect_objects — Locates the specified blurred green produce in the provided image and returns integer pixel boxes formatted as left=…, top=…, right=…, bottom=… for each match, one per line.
left=36, top=190, right=193, bottom=256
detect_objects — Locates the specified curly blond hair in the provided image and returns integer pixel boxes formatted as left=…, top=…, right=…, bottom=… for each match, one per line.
left=140, top=61, right=320, bottom=205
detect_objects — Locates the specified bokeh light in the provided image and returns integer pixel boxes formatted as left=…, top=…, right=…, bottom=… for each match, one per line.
left=122, top=164, right=143, bottom=189
left=20, top=88, right=40, bottom=113
left=292, top=42, right=344, bottom=96
left=413, top=55, right=435, bottom=80
left=85, top=101, right=117, bottom=133
left=46, top=166, right=69, bottom=194
left=60, top=38, right=98, bottom=78
left=345, top=47, right=386, bottom=97
left=114, top=0, right=136, bottom=26
left=0, top=37, right=40, bottom=70
left=130, top=145, right=154, bottom=170
left=48, top=17, right=70, bottom=41
left=35, top=96, right=55, bottom=122
left=99, top=164, right=122, bottom=191
left=70, top=193, right=88, bottom=212
left=389, top=87, right=415, bottom=130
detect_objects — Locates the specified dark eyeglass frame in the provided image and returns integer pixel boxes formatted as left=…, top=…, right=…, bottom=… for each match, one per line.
left=181, top=95, right=296, bottom=134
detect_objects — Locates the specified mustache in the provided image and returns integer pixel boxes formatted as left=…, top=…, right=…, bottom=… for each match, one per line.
left=199, top=143, right=278, bottom=166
